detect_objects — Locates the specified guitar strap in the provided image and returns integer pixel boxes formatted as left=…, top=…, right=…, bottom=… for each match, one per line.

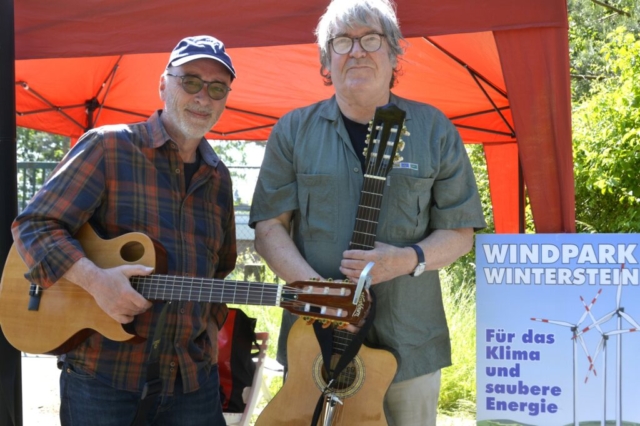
left=309, top=289, right=378, bottom=426
left=130, top=301, right=171, bottom=426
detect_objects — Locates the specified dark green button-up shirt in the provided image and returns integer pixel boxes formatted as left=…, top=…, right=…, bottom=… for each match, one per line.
left=251, top=94, right=486, bottom=381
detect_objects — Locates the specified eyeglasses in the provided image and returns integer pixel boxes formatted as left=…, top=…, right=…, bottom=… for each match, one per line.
left=166, top=73, right=231, bottom=100
left=329, top=33, right=385, bottom=55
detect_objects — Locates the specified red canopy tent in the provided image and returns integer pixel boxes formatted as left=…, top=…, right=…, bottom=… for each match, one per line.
left=2, top=1, right=576, bottom=424
left=13, top=0, right=576, bottom=235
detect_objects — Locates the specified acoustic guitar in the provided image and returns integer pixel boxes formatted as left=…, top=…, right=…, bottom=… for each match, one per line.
left=0, top=225, right=369, bottom=355
left=257, top=103, right=407, bottom=426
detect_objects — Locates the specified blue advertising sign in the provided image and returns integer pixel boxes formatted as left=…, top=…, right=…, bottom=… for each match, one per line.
left=476, top=234, right=640, bottom=426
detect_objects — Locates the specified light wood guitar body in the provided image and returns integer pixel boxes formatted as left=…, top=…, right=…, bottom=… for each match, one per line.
left=256, top=318, right=397, bottom=426
left=0, top=226, right=154, bottom=354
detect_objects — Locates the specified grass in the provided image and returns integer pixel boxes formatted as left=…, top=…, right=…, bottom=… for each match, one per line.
left=440, top=275, right=477, bottom=419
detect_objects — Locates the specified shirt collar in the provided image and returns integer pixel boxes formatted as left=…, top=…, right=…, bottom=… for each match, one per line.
left=318, top=93, right=412, bottom=124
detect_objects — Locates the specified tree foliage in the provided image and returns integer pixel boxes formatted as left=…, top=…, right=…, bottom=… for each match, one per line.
left=16, top=127, right=69, bottom=162
left=568, top=0, right=640, bottom=101
left=572, top=28, right=640, bottom=232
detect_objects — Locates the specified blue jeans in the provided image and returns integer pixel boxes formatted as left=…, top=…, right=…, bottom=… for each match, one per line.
left=59, top=362, right=226, bottom=426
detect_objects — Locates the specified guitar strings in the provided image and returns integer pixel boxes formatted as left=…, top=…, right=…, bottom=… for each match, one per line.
left=331, top=329, right=359, bottom=386
left=127, top=276, right=361, bottom=323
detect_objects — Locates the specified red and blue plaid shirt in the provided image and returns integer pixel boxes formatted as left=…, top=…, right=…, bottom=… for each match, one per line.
left=12, top=110, right=236, bottom=395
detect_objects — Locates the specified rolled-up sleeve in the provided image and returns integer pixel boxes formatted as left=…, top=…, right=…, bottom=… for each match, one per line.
left=11, top=132, right=107, bottom=287
left=249, top=115, right=299, bottom=228
left=429, top=117, right=486, bottom=231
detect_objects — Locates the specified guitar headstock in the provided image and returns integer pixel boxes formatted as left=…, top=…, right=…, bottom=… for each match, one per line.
left=282, top=279, right=369, bottom=328
left=363, top=102, right=408, bottom=178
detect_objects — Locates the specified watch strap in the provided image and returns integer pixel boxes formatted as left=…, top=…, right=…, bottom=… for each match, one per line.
left=409, top=244, right=425, bottom=276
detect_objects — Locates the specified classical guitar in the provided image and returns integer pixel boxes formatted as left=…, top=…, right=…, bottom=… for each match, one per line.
left=257, top=103, right=407, bottom=426
left=0, top=225, right=369, bottom=355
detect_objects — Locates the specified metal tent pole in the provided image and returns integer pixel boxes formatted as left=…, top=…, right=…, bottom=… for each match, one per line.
left=0, top=0, right=21, bottom=425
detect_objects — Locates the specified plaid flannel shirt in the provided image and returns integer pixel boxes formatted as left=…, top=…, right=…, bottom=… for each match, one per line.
left=11, top=111, right=236, bottom=395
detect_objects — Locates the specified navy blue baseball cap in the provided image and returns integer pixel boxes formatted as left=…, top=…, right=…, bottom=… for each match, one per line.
left=167, top=35, right=236, bottom=80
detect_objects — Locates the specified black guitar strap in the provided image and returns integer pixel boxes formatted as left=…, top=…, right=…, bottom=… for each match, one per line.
left=130, top=302, right=171, bottom=426
left=309, top=289, right=378, bottom=426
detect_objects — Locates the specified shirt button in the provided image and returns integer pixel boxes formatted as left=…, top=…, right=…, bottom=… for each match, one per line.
left=170, top=362, right=176, bottom=367
left=175, top=168, right=181, bottom=174
left=354, top=168, right=359, bottom=173
left=180, top=308, right=185, bottom=314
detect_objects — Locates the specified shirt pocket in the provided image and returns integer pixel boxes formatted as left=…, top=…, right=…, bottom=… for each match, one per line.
left=381, top=175, right=435, bottom=242
left=296, top=173, right=337, bottom=242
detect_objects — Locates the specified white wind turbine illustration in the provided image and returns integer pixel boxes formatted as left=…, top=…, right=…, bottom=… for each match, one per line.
left=531, top=294, right=599, bottom=426
left=586, top=327, right=637, bottom=426
left=578, top=288, right=611, bottom=426
left=578, top=268, right=640, bottom=426
left=579, top=289, right=604, bottom=383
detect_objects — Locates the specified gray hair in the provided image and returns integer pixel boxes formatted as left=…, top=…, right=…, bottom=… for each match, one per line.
left=315, top=0, right=405, bottom=88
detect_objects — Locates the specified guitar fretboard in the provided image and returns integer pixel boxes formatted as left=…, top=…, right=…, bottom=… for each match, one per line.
left=350, top=108, right=403, bottom=250
left=350, top=176, right=386, bottom=250
left=131, top=275, right=281, bottom=306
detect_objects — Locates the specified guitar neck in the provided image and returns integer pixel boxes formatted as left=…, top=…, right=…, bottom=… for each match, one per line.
left=131, top=275, right=281, bottom=306
left=350, top=174, right=386, bottom=250
left=332, top=328, right=356, bottom=354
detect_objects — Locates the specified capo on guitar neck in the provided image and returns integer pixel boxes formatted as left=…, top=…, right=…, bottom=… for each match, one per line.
left=353, top=261, right=374, bottom=304
left=28, top=283, right=42, bottom=311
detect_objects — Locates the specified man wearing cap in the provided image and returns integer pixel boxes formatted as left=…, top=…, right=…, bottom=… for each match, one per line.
left=12, top=35, right=237, bottom=425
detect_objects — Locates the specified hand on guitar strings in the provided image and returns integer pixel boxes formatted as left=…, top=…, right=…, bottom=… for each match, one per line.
left=61, top=257, right=154, bottom=324
left=340, top=241, right=415, bottom=285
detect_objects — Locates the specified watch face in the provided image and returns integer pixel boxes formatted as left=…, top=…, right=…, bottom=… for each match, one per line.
left=413, top=264, right=425, bottom=276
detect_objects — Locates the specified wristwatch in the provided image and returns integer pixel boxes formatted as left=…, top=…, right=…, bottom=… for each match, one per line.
left=409, top=244, right=426, bottom=277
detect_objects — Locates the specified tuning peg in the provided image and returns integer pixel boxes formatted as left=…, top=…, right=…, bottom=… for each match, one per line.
left=394, top=155, right=404, bottom=164
left=303, top=316, right=315, bottom=325
left=363, top=147, right=368, bottom=156
left=397, top=140, right=405, bottom=152
left=368, top=121, right=373, bottom=132
left=321, top=319, right=332, bottom=329
left=402, top=126, right=410, bottom=137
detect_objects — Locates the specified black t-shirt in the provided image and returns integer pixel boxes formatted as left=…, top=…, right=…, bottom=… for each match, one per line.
left=184, top=151, right=201, bottom=189
left=341, top=112, right=368, bottom=170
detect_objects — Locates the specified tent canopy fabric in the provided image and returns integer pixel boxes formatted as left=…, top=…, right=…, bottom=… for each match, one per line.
left=14, top=0, right=576, bottom=234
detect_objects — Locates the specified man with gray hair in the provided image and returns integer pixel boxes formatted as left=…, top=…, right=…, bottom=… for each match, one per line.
left=13, top=35, right=237, bottom=425
left=251, top=0, right=486, bottom=424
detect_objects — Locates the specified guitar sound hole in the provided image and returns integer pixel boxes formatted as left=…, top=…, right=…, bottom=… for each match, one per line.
left=321, top=362, right=357, bottom=390
left=120, top=242, right=145, bottom=262
left=313, top=354, right=365, bottom=398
